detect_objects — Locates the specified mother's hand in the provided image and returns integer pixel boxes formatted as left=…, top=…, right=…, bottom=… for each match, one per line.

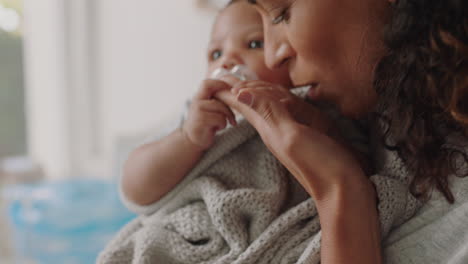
left=216, top=80, right=382, bottom=264
left=215, top=80, right=367, bottom=200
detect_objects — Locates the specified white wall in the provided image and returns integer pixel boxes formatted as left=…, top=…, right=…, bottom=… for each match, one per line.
left=96, top=1, right=213, bottom=137
left=23, top=0, right=216, bottom=179
left=95, top=1, right=215, bottom=177
left=23, top=0, right=70, bottom=180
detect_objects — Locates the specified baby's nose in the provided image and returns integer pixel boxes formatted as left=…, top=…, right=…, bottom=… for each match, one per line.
left=222, top=61, right=236, bottom=70
left=221, top=52, right=243, bottom=70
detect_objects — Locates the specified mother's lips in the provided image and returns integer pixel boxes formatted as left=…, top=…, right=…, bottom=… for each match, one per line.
left=306, top=83, right=320, bottom=100
left=292, top=82, right=318, bottom=88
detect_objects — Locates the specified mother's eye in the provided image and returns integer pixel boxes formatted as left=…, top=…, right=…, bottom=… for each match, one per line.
left=272, top=8, right=290, bottom=25
left=248, top=40, right=264, bottom=49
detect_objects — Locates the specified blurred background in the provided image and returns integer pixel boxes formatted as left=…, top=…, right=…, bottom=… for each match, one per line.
left=0, top=0, right=226, bottom=263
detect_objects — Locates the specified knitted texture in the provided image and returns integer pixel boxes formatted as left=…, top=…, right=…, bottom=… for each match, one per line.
left=97, top=117, right=422, bottom=264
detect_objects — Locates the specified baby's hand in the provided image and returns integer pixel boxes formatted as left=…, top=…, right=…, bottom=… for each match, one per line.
left=182, top=79, right=237, bottom=150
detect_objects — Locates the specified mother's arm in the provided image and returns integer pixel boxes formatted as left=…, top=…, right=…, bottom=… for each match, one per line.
left=215, top=82, right=382, bottom=264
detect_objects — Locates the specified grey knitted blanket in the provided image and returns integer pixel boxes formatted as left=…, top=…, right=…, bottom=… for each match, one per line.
left=97, top=102, right=422, bottom=264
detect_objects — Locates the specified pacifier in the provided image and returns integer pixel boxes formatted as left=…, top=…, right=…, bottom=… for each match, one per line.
left=210, top=65, right=258, bottom=82
left=210, top=65, right=258, bottom=123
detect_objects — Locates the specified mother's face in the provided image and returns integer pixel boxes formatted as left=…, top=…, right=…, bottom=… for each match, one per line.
left=251, top=0, right=390, bottom=117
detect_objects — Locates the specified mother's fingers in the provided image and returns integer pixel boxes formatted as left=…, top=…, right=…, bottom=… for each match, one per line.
left=218, top=75, right=241, bottom=87
left=215, top=88, right=296, bottom=133
left=235, top=85, right=330, bottom=133
left=238, top=86, right=290, bottom=102
left=195, top=79, right=232, bottom=100
left=213, top=89, right=246, bottom=114
left=216, top=84, right=332, bottom=136
left=231, top=80, right=285, bottom=94
left=240, top=89, right=294, bottom=128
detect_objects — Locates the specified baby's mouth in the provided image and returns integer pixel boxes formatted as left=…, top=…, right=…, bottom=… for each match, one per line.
left=210, top=65, right=258, bottom=82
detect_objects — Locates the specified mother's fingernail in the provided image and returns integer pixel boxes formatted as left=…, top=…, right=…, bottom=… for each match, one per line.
left=237, top=91, right=252, bottom=105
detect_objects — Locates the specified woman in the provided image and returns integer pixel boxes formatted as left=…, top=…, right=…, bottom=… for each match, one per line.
left=216, top=0, right=468, bottom=263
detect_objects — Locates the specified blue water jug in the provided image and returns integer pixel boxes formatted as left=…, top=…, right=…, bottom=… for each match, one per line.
left=4, top=179, right=135, bottom=264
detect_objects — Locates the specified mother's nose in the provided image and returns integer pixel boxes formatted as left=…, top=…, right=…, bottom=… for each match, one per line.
left=265, top=41, right=294, bottom=70
left=264, top=26, right=294, bottom=70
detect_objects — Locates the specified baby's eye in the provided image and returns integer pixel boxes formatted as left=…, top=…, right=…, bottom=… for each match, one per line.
left=249, top=40, right=264, bottom=49
left=211, top=50, right=222, bottom=61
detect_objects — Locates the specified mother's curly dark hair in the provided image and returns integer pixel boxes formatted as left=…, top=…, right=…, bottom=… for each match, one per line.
left=374, top=0, right=468, bottom=203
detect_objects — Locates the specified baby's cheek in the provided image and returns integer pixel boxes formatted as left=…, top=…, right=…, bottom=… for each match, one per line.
left=206, top=64, right=219, bottom=79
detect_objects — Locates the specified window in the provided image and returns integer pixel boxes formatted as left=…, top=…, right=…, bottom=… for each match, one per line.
left=2, top=1, right=214, bottom=180
left=0, top=0, right=25, bottom=159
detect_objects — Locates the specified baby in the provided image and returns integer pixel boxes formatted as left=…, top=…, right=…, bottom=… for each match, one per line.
left=98, top=1, right=369, bottom=263
left=119, top=0, right=292, bottom=210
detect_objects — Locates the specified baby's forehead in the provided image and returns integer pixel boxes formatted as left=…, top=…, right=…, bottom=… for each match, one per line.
left=215, top=2, right=262, bottom=28
left=210, top=24, right=263, bottom=43
left=210, top=2, right=263, bottom=41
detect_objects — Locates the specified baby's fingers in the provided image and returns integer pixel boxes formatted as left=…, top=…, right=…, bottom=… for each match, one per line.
left=201, top=112, right=228, bottom=132
left=189, top=112, right=228, bottom=148
left=198, top=100, right=237, bottom=126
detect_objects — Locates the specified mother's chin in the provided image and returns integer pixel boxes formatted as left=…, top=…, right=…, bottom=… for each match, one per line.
left=340, top=91, right=378, bottom=119
left=303, top=81, right=378, bottom=119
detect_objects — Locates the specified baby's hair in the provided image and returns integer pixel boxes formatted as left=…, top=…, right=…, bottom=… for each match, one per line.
left=227, top=0, right=258, bottom=8
left=226, top=0, right=240, bottom=6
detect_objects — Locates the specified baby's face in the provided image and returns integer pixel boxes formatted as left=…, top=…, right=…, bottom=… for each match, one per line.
left=206, top=1, right=292, bottom=87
